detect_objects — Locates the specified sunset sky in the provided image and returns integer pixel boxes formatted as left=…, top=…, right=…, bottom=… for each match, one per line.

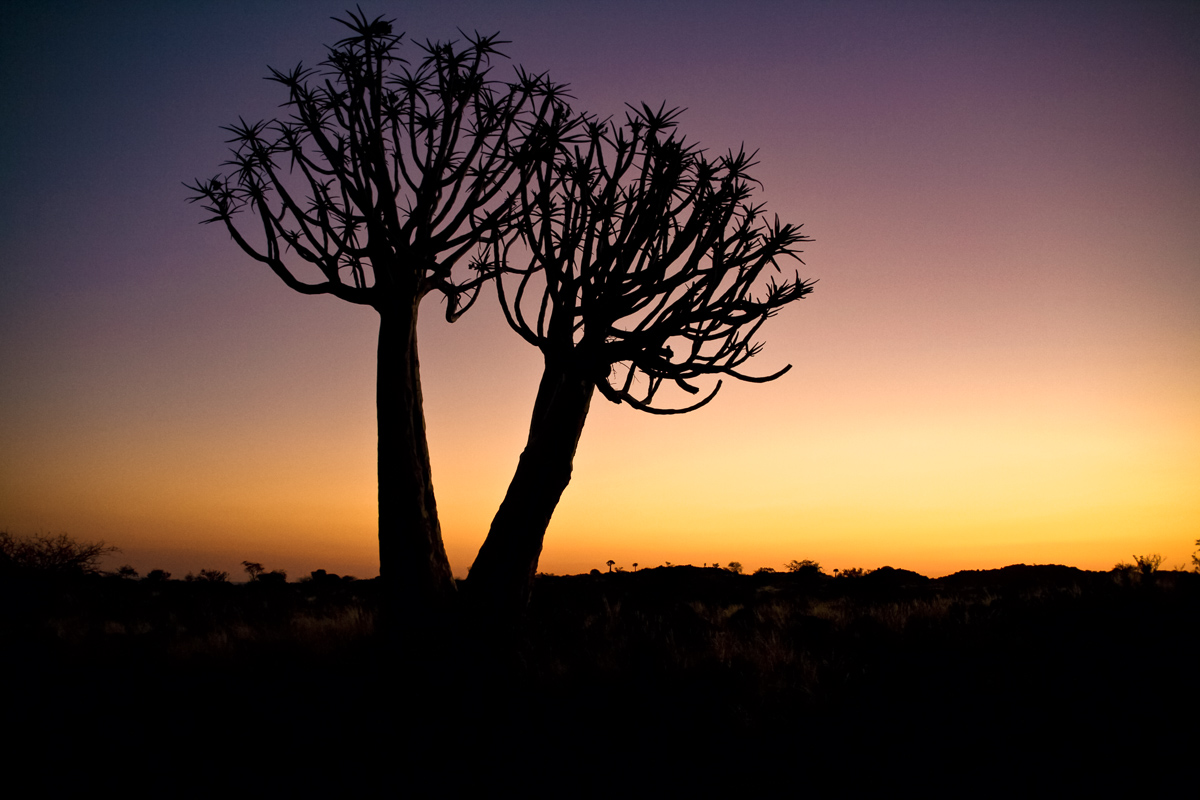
left=2, top=0, right=1197, bottom=580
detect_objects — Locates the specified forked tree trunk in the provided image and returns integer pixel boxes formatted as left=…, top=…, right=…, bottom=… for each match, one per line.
left=376, top=300, right=456, bottom=626
left=466, top=360, right=595, bottom=622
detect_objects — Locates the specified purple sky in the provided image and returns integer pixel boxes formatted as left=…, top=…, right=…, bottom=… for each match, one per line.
left=2, top=1, right=1197, bottom=578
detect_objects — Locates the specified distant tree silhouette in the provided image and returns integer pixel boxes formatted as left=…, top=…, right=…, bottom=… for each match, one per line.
left=1192, top=539, right=1199, bottom=572
left=0, top=530, right=119, bottom=577
left=188, top=11, right=573, bottom=619
left=1134, top=554, right=1164, bottom=576
left=466, top=105, right=814, bottom=617
left=1115, top=554, right=1164, bottom=577
left=186, top=569, right=230, bottom=583
left=242, top=561, right=265, bottom=581
left=258, top=569, right=288, bottom=585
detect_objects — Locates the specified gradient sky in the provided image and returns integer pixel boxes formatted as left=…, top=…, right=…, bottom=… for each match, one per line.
left=2, top=0, right=1197, bottom=580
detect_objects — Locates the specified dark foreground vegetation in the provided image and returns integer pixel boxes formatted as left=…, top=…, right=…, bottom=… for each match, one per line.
left=4, top=553, right=1197, bottom=794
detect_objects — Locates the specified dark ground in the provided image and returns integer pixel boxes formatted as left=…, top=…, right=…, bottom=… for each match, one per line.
left=4, top=565, right=1196, bottom=795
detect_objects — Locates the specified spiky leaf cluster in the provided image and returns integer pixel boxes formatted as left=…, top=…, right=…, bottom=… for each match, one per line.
left=187, top=9, right=575, bottom=318
left=497, top=104, right=815, bottom=414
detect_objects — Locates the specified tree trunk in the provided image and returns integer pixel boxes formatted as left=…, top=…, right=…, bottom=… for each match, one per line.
left=376, top=300, right=456, bottom=626
left=466, top=360, right=595, bottom=622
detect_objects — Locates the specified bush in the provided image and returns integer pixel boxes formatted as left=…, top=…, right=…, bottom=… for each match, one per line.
left=785, top=559, right=823, bottom=575
left=1134, top=554, right=1164, bottom=575
left=0, top=530, right=119, bottom=576
left=185, top=569, right=229, bottom=583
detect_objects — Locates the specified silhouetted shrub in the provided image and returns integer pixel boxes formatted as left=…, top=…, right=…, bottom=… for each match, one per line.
left=940, top=564, right=1090, bottom=591
left=1133, top=554, right=1164, bottom=576
left=0, top=530, right=119, bottom=576
left=306, top=569, right=348, bottom=586
left=185, top=569, right=229, bottom=583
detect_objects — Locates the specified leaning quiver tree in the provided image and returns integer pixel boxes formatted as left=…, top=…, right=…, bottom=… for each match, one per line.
left=466, top=105, right=815, bottom=616
left=187, top=11, right=574, bottom=617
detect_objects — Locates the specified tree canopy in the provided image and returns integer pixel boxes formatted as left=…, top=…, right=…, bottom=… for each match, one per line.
left=188, top=10, right=573, bottom=315
left=498, top=103, right=814, bottom=413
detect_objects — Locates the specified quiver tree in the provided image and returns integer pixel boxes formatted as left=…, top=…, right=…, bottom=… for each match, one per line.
left=466, top=104, right=815, bottom=617
left=187, top=11, right=573, bottom=619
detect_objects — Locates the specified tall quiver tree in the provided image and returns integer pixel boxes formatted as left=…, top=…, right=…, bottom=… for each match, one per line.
left=466, top=105, right=816, bottom=618
left=187, top=11, right=572, bottom=621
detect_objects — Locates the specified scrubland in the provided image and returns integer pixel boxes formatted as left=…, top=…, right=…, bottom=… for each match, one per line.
left=4, top=560, right=1195, bottom=794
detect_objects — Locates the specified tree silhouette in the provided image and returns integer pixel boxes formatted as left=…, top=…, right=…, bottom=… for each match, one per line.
left=466, top=105, right=814, bottom=616
left=187, top=11, right=572, bottom=618
left=0, top=530, right=119, bottom=577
